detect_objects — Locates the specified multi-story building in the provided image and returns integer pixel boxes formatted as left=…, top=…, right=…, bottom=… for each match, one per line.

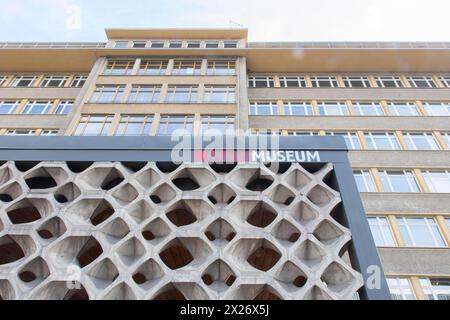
left=0, top=28, right=448, bottom=300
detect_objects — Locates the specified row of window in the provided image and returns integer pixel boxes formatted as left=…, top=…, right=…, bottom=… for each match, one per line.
left=387, top=277, right=450, bottom=300
left=103, top=59, right=236, bottom=76
left=2, top=129, right=59, bottom=136
left=0, top=100, right=73, bottom=115
left=249, top=100, right=450, bottom=116
left=0, top=75, right=87, bottom=88
left=90, top=84, right=236, bottom=104
left=113, top=39, right=239, bottom=49
left=368, top=215, right=449, bottom=248
left=248, top=75, right=450, bottom=88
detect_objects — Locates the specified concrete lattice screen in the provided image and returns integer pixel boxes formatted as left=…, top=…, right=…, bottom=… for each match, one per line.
left=0, top=160, right=363, bottom=300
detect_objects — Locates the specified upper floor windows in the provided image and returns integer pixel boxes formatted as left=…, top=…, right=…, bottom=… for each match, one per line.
left=443, top=132, right=450, bottom=148
left=205, top=41, right=219, bottom=48
left=22, top=100, right=53, bottom=115
left=115, top=115, right=153, bottom=136
left=422, top=102, right=450, bottom=116
left=406, top=76, right=437, bottom=88
left=41, top=130, right=59, bottom=136
left=132, top=41, right=146, bottom=48
left=187, top=41, right=201, bottom=48
left=0, top=75, right=7, bottom=86
left=138, top=60, right=168, bottom=75
left=397, top=217, right=446, bottom=247
left=283, top=101, right=313, bottom=116
left=165, top=85, right=198, bottom=103
left=387, top=277, right=416, bottom=300
left=248, top=76, right=274, bottom=88
left=249, top=101, right=278, bottom=115
left=354, top=170, right=377, bottom=192
left=128, top=85, right=161, bottom=103
left=91, top=85, right=125, bottom=103
left=379, top=170, right=421, bottom=192
left=0, top=101, right=20, bottom=114
left=326, top=132, right=361, bottom=149
left=375, top=76, right=404, bottom=88
left=364, top=132, right=401, bottom=150
left=420, top=278, right=450, bottom=300
left=286, top=131, right=319, bottom=136
left=367, top=216, right=396, bottom=246
left=279, top=76, right=307, bottom=88
left=158, top=114, right=194, bottom=135
left=6, top=129, right=37, bottom=136
left=352, top=102, right=385, bottom=116
left=403, top=132, right=440, bottom=150
left=203, top=86, right=236, bottom=103
left=172, top=60, right=202, bottom=75
left=317, top=101, right=349, bottom=115
left=206, top=60, right=236, bottom=75
left=342, top=76, right=371, bottom=88
left=438, top=76, right=450, bottom=88
left=41, top=75, right=68, bottom=87
left=310, top=76, right=339, bottom=87
left=387, top=102, right=420, bottom=116
left=70, top=75, right=87, bottom=88
left=113, top=39, right=239, bottom=49
left=169, top=41, right=183, bottom=48
left=114, top=41, right=128, bottom=48
left=11, top=75, right=38, bottom=87
left=55, top=100, right=73, bottom=115
left=74, top=115, right=113, bottom=136
left=200, top=115, right=235, bottom=135
left=150, top=41, right=164, bottom=48
left=104, top=60, right=135, bottom=75
left=223, top=41, right=238, bottom=48
left=422, top=171, right=450, bottom=193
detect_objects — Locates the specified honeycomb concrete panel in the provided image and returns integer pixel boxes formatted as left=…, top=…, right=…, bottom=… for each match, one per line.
left=0, top=161, right=363, bottom=300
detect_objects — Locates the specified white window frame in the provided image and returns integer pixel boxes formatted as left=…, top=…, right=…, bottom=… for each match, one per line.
left=91, top=85, right=125, bottom=103
left=55, top=100, right=74, bottom=115
left=387, top=277, right=416, bottom=300
left=11, top=75, right=39, bottom=87
left=353, top=170, right=377, bottom=192
left=200, top=115, right=235, bottom=135
left=115, top=115, right=154, bottom=136
left=70, top=75, right=87, bottom=88
left=40, top=75, right=68, bottom=87
left=22, top=100, right=53, bottom=115
left=171, top=60, right=202, bottom=75
left=438, top=76, right=450, bottom=88
left=206, top=60, right=236, bottom=75
left=138, top=60, right=168, bottom=75
left=0, top=101, right=20, bottom=114
left=283, top=101, right=313, bottom=115
left=342, top=76, right=371, bottom=88
left=149, top=40, right=165, bottom=48
left=379, top=170, right=421, bottom=192
left=317, top=101, right=349, bottom=116
left=422, top=170, right=450, bottom=193
left=128, top=85, right=162, bottom=103
left=375, top=76, right=404, bottom=88
left=310, top=76, right=339, bottom=87
left=286, top=131, right=319, bottom=136
left=406, top=76, right=437, bottom=88
left=420, top=278, right=450, bottom=300
left=103, top=60, right=135, bottom=75
left=397, top=217, right=446, bottom=247
left=5, top=129, right=37, bottom=136
left=443, top=132, right=450, bottom=148
left=165, top=85, right=198, bottom=103
left=132, top=41, right=147, bottom=48
left=157, top=114, right=194, bottom=135
left=364, top=132, right=401, bottom=150
left=249, top=101, right=279, bottom=115
left=403, top=132, right=440, bottom=150
left=422, top=102, right=450, bottom=116
left=279, top=76, right=307, bottom=88
left=327, top=132, right=361, bottom=150
left=387, top=102, right=420, bottom=116
left=41, top=130, right=59, bottom=136
left=248, top=76, right=275, bottom=88
left=203, top=86, right=236, bottom=103
left=353, top=102, right=385, bottom=116
left=367, top=216, right=397, bottom=246
left=74, top=115, right=114, bottom=136
left=0, top=75, right=7, bottom=86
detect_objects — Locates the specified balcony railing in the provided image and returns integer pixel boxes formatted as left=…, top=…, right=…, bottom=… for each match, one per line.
left=0, top=42, right=106, bottom=49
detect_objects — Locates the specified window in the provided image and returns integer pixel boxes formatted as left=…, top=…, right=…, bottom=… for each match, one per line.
left=326, top=132, right=361, bottom=149
left=397, top=217, right=446, bottom=247
left=205, top=41, right=219, bottom=48
left=200, top=115, right=235, bottom=135
left=91, top=85, right=125, bottom=103
left=379, top=170, right=421, bottom=192
left=172, top=60, right=202, bottom=75
left=11, top=76, right=38, bottom=87
left=70, top=76, right=87, bottom=88
left=387, top=102, right=420, bottom=116
left=310, top=76, right=339, bottom=87
left=158, top=115, right=194, bottom=135
left=420, top=278, right=450, bottom=300
left=55, top=100, right=73, bottom=115
left=74, top=115, right=114, bottom=136
left=248, top=76, right=275, bottom=88
left=187, top=41, right=201, bottom=48
left=283, top=101, right=313, bottom=115
left=403, top=132, right=440, bottom=150
left=387, top=278, right=416, bottom=300
left=22, top=101, right=53, bottom=115
left=115, top=115, right=153, bottom=136
left=286, top=131, right=318, bottom=136
left=342, top=76, right=371, bottom=88
left=165, top=85, right=198, bottom=103
left=0, top=101, right=20, bottom=114
left=150, top=41, right=164, bottom=48
left=364, top=132, right=401, bottom=150
left=438, top=76, right=450, bottom=88
left=41, top=130, right=58, bottom=136
left=317, top=101, right=349, bottom=115
left=224, top=41, right=238, bottom=48
left=41, top=75, right=68, bottom=87
left=443, top=132, right=450, bottom=148
left=279, top=76, right=307, bottom=88
left=128, top=85, right=161, bottom=103
left=104, top=60, right=135, bottom=75
left=169, top=41, right=183, bottom=48
left=375, top=76, right=404, bottom=88
left=203, top=86, right=236, bottom=103
left=354, top=170, right=377, bottom=192
left=251, top=129, right=279, bottom=136
left=132, top=41, right=147, bottom=48
left=249, top=101, right=278, bottom=115
left=422, top=171, right=450, bottom=193
left=5, top=129, right=37, bottom=136
left=407, top=76, right=437, bottom=88
left=0, top=75, right=7, bottom=86
left=138, top=60, right=168, bottom=75
left=353, top=102, right=385, bottom=116
left=114, top=41, right=128, bottom=48
left=368, top=217, right=396, bottom=246
left=206, top=60, right=236, bottom=75
left=422, top=102, right=450, bottom=116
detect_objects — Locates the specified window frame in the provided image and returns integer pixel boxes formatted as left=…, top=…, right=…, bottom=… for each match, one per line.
left=128, top=85, right=162, bottom=104
left=397, top=217, right=446, bottom=247
left=115, top=114, right=154, bottom=136
left=387, top=102, right=420, bottom=116
left=206, top=60, right=236, bottom=75
left=279, top=76, right=307, bottom=88
left=55, top=100, right=74, bottom=115
left=367, top=216, right=397, bottom=246
left=200, top=115, right=235, bottom=135
left=422, top=170, right=450, bottom=193
left=249, top=101, right=279, bottom=115
left=422, top=102, right=450, bottom=116
left=310, top=75, right=339, bottom=88
left=317, top=101, right=349, bottom=116
left=379, top=170, right=421, bottom=193
left=283, top=101, right=313, bottom=116
left=342, top=75, right=372, bottom=88
left=165, top=85, right=199, bottom=103
left=353, top=170, right=377, bottom=192
left=406, top=76, right=437, bottom=88
left=0, top=100, right=20, bottom=114
left=90, top=85, right=125, bottom=103
left=40, top=75, right=69, bottom=87
left=22, top=100, right=53, bottom=115
left=403, top=132, right=440, bottom=150
left=375, top=76, right=404, bottom=88
left=157, top=114, right=194, bottom=135
left=353, top=101, right=385, bottom=116
left=326, top=132, right=362, bottom=150
left=171, top=60, right=202, bottom=75
left=70, top=75, right=87, bottom=88
left=11, top=75, right=39, bottom=87
left=364, top=132, right=401, bottom=150
left=203, top=85, right=236, bottom=103
left=103, top=60, right=135, bottom=75
left=74, top=114, right=114, bottom=136
left=248, top=76, right=275, bottom=88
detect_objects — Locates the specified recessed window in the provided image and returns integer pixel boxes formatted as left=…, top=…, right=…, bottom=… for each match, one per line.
left=397, top=217, right=446, bottom=247
left=158, top=115, right=194, bottom=135
left=104, top=60, right=135, bottom=75
left=132, top=41, right=147, bottom=48
left=41, top=75, right=68, bottom=87
left=150, top=41, right=164, bottom=48
left=22, top=101, right=53, bottom=115
left=11, top=76, right=38, bottom=87
left=387, top=102, right=420, bottom=116
left=375, top=76, right=404, bottom=88
left=353, top=170, right=377, bottom=192
left=249, top=101, right=278, bottom=115
left=367, top=216, right=396, bottom=246
left=5, top=129, right=37, bottom=136
left=438, top=76, right=450, bottom=88
left=172, top=60, right=202, bottom=75
left=387, top=277, right=416, bottom=300
left=207, top=60, right=236, bottom=75
left=279, top=76, right=307, bottom=87
left=420, top=278, right=450, bottom=300
left=310, top=76, right=339, bottom=87
left=70, top=75, right=87, bottom=88
left=203, top=86, right=236, bottom=103
left=283, top=101, right=313, bottom=115
left=55, top=100, right=74, bottom=115
left=353, top=102, right=385, bottom=116
left=187, top=41, right=201, bottom=48
left=223, top=41, right=238, bottom=48
left=379, top=170, right=421, bottom=192
left=205, top=41, right=219, bottom=48
left=422, top=102, right=450, bottom=116
left=0, top=75, right=7, bottom=86
left=317, top=101, right=349, bottom=115
left=407, top=76, right=437, bottom=88
left=443, top=132, right=450, bottom=148
left=114, top=41, right=129, bottom=48
left=128, top=85, right=161, bottom=103
left=403, top=132, right=440, bottom=150
left=201, top=115, right=235, bottom=135
left=342, top=76, right=371, bottom=88
left=364, top=132, right=401, bottom=150
left=286, top=131, right=318, bottom=136
left=74, top=115, right=114, bottom=136
left=115, top=115, right=153, bottom=136
left=169, top=41, right=183, bottom=48
left=166, top=85, right=198, bottom=103
left=138, top=60, right=168, bottom=75
left=327, top=132, right=361, bottom=149
left=248, top=76, right=274, bottom=88
left=0, top=101, right=20, bottom=114
left=91, top=85, right=125, bottom=103
left=251, top=129, right=279, bottom=136
left=422, top=171, right=450, bottom=193
left=41, top=130, right=59, bottom=136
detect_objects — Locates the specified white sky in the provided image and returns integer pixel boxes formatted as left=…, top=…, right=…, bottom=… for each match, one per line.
left=0, top=0, right=449, bottom=42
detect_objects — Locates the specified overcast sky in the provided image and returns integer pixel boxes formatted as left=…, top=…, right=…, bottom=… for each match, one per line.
left=1, top=0, right=450, bottom=42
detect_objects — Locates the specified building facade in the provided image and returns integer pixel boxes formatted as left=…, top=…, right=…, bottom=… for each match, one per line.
left=0, top=28, right=449, bottom=300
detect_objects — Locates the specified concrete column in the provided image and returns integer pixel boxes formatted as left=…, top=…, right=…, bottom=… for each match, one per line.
left=236, top=56, right=249, bottom=132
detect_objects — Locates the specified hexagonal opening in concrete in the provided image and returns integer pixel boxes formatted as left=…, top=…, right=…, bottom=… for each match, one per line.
left=132, top=258, right=164, bottom=287
left=103, top=282, right=136, bottom=300
left=172, top=168, right=216, bottom=191
left=66, top=198, right=114, bottom=226
left=159, top=238, right=211, bottom=270
left=204, top=218, right=236, bottom=243
left=29, top=281, right=89, bottom=300
left=111, top=183, right=138, bottom=205
left=116, top=237, right=145, bottom=266
left=80, top=167, right=124, bottom=190
left=135, top=167, right=161, bottom=189
left=304, top=286, right=332, bottom=300
left=152, top=283, right=186, bottom=300
left=320, top=262, right=355, bottom=293
left=274, top=261, right=308, bottom=291
left=54, top=182, right=81, bottom=204
left=66, top=161, right=93, bottom=173
left=87, top=258, right=119, bottom=290
left=230, top=167, right=274, bottom=191
left=0, top=235, right=25, bottom=265
left=296, top=239, right=326, bottom=268
left=100, top=218, right=130, bottom=244
left=51, top=236, right=102, bottom=268
left=285, top=168, right=312, bottom=192
left=290, top=201, right=319, bottom=226
left=268, top=184, right=296, bottom=206
left=230, top=200, right=277, bottom=229
left=0, top=181, right=22, bottom=203
left=142, top=218, right=171, bottom=243
left=165, top=199, right=213, bottom=227
left=207, top=183, right=236, bottom=206
left=313, top=219, right=345, bottom=246
left=149, top=183, right=176, bottom=205
left=24, top=167, right=67, bottom=189
left=155, top=161, right=180, bottom=173
left=6, top=198, right=51, bottom=225
left=37, top=217, right=67, bottom=240
left=201, top=260, right=236, bottom=291
left=127, top=200, right=154, bottom=224
left=121, top=161, right=147, bottom=173
left=209, top=162, right=237, bottom=173
left=271, top=219, right=301, bottom=244
left=307, top=184, right=335, bottom=207
left=230, top=239, right=281, bottom=272
left=18, top=256, right=50, bottom=288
